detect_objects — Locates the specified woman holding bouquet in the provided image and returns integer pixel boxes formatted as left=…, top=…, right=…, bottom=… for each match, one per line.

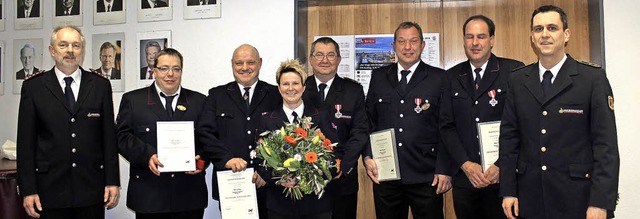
left=257, top=59, right=338, bottom=219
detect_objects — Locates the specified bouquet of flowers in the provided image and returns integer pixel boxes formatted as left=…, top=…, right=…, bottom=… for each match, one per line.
left=252, top=116, right=338, bottom=200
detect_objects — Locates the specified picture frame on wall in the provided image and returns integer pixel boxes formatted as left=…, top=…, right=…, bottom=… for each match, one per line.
left=136, top=30, right=171, bottom=89
left=0, top=41, right=5, bottom=95
left=184, top=0, right=221, bottom=20
left=53, top=0, right=83, bottom=27
left=138, top=0, right=172, bottom=23
left=92, top=32, right=125, bottom=92
left=13, top=38, right=44, bottom=94
left=14, top=0, right=43, bottom=30
left=94, top=0, right=126, bottom=25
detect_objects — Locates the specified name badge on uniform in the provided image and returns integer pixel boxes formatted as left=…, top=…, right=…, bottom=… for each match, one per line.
left=488, top=90, right=498, bottom=107
left=414, top=98, right=423, bottom=113
left=335, top=104, right=343, bottom=118
left=87, top=112, right=101, bottom=118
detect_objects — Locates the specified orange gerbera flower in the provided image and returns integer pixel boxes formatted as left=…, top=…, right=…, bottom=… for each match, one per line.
left=323, top=139, right=332, bottom=147
left=285, top=136, right=297, bottom=145
left=315, top=130, right=326, bottom=140
left=294, top=127, right=308, bottom=138
left=305, top=152, right=318, bottom=163
left=335, top=159, right=341, bottom=172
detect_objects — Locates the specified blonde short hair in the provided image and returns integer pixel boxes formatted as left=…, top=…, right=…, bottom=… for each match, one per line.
left=275, top=59, right=307, bottom=86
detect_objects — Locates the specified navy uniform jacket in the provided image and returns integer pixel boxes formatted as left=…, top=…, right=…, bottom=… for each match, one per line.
left=16, top=67, right=41, bottom=80
left=499, top=55, right=619, bottom=218
left=141, top=0, right=168, bottom=9
left=257, top=105, right=337, bottom=216
left=116, top=85, right=208, bottom=213
left=17, top=68, right=120, bottom=208
left=95, top=68, right=121, bottom=80
left=17, top=3, right=40, bottom=18
left=198, top=81, right=281, bottom=200
left=303, top=75, right=369, bottom=194
left=365, top=61, right=452, bottom=184
left=440, top=54, right=523, bottom=188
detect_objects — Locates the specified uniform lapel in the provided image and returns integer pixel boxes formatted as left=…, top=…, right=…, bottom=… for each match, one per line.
left=405, top=62, right=428, bottom=95
left=74, top=70, right=94, bottom=115
left=270, top=108, right=289, bottom=125
left=147, top=85, right=169, bottom=120
left=226, top=83, right=248, bottom=115
left=475, top=54, right=500, bottom=100
left=456, top=61, right=474, bottom=98
left=523, top=64, right=545, bottom=104
left=544, top=55, right=577, bottom=104
left=384, top=64, right=401, bottom=95
left=172, top=90, right=190, bottom=120
left=304, top=77, right=322, bottom=108
left=43, top=69, right=71, bottom=113
left=250, top=82, right=269, bottom=115
left=324, top=76, right=343, bottom=107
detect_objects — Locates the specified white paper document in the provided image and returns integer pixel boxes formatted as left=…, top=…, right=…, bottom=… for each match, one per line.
left=156, top=121, right=196, bottom=172
left=217, top=168, right=260, bottom=219
left=477, top=121, right=501, bottom=171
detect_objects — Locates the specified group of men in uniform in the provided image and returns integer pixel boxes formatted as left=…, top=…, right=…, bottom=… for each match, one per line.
left=16, top=4, right=618, bottom=219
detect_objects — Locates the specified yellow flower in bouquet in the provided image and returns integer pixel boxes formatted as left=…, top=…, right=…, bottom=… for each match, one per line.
left=255, top=116, right=338, bottom=200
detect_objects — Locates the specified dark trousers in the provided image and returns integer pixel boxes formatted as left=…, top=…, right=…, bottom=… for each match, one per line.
left=331, top=192, right=357, bottom=219
left=39, top=203, right=104, bottom=219
left=268, top=210, right=331, bottom=219
left=452, top=186, right=506, bottom=219
left=373, top=181, right=443, bottom=219
left=136, top=209, right=204, bottom=219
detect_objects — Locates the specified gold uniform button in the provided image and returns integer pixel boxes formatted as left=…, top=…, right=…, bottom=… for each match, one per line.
left=542, top=111, right=548, bottom=116
left=541, top=165, right=547, bottom=171
left=541, top=147, right=546, bottom=152
left=541, top=129, right=546, bottom=134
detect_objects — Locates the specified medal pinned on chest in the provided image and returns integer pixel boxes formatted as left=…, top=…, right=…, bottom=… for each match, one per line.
left=415, top=98, right=429, bottom=113
left=335, top=104, right=343, bottom=118
left=488, top=90, right=498, bottom=107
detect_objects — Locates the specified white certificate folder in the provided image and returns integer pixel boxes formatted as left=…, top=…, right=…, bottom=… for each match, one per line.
left=370, top=128, right=401, bottom=181
left=156, top=121, right=196, bottom=172
left=217, top=168, right=260, bottom=219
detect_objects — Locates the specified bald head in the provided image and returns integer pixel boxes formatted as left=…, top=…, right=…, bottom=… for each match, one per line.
left=231, top=44, right=262, bottom=87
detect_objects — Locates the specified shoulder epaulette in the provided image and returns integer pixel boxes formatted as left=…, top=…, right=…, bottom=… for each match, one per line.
left=89, top=68, right=110, bottom=80
left=343, top=76, right=361, bottom=85
left=23, top=69, right=46, bottom=81
left=577, top=60, right=601, bottom=68
left=511, top=63, right=534, bottom=72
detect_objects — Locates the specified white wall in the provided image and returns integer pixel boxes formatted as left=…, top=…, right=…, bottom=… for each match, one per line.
left=603, top=0, right=640, bottom=218
left=0, top=0, right=295, bottom=218
left=2, top=0, right=639, bottom=218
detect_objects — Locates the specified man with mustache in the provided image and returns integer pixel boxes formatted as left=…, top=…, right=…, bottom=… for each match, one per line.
left=17, top=25, right=120, bottom=219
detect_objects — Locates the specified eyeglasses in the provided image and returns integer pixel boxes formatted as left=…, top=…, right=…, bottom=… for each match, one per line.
left=312, top=53, right=338, bottom=61
left=155, top=66, right=182, bottom=74
left=395, top=38, right=421, bottom=46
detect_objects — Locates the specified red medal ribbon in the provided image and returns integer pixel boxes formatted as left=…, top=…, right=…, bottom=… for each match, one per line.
left=414, top=98, right=422, bottom=106
left=488, top=90, right=496, bottom=98
left=335, top=104, right=342, bottom=111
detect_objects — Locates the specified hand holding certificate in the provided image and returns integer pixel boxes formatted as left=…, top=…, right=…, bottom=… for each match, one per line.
left=156, top=121, right=196, bottom=172
left=217, top=168, right=260, bottom=219
left=477, top=121, right=501, bottom=171
left=369, top=128, right=401, bottom=181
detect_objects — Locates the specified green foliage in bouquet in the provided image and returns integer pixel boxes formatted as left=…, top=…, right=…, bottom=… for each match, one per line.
left=253, top=116, right=338, bottom=200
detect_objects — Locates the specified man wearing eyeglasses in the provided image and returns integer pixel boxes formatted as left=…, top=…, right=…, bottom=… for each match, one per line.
left=302, top=37, right=369, bottom=219
left=116, top=48, right=209, bottom=219
left=364, top=21, right=452, bottom=219
left=96, top=42, right=121, bottom=80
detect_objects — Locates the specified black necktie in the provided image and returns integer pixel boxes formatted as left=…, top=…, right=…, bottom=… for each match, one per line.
left=474, top=68, right=482, bottom=90
left=399, top=70, right=410, bottom=92
left=292, top=111, right=299, bottom=124
left=243, top=87, right=251, bottom=110
left=318, top=83, right=327, bottom=102
left=160, top=93, right=175, bottom=119
left=542, top=70, right=553, bottom=98
left=64, top=77, right=75, bottom=109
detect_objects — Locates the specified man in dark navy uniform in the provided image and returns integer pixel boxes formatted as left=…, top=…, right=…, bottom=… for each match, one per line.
left=440, top=15, right=523, bottom=219
left=198, top=44, right=281, bottom=219
left=364, top=21, right=452, bottom=219
left=17, top=25, right=120, bottom=219
left=500, top=5, right=619, bottom=219
left=302, top=37, right=369, bottom=219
